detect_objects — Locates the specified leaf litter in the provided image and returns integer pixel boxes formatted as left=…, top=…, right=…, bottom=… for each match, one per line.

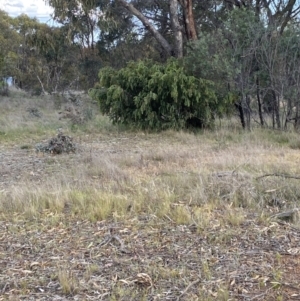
left=0, top=212, right=300, bottom=300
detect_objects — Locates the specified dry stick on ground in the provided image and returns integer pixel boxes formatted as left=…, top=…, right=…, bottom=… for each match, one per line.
left=281, top=282, right=300, bottom=291
left=246, top=290, right=271, bottom=301
left=270, top=209, right=300, bottom=222
left=99, top=234, right=129, bottom=253
left=176, top=278, right=201, bottom=301
left=212, top=171, right=236, bottom=178
left=256, top=173, right=300, bottom=180
left=276, top=220, right=300, bottom=232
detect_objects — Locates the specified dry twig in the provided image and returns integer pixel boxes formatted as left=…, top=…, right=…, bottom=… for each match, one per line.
left=256, top=173, right=300, bottom=180
left=176, top=278, right=201, bottom=301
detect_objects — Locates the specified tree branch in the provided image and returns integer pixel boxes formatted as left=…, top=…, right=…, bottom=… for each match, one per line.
left=117, top=0, right=174, bottom=56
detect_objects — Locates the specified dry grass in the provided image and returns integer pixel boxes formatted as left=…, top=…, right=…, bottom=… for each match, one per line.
left=1, top=91, right=300, bottom=300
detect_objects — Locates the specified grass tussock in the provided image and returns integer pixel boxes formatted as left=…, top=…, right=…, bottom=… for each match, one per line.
left=57, top=268, right=80, bottom=295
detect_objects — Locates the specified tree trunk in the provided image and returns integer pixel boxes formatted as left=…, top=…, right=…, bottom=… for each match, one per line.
left=256, top=78, right=264, bottom=126
left=118, top=0, right=174, bottom=57
left=169, top=0, right=183, bottom=58
left=245, top=94, right=251, bottom=129
left=284, top=97, right=293, bottom=129
left=179, top=0, right=198, bottom=40
left=295, top=103, right=300, bottom=130
left=235, top=100, right=246, bottom=129
left=272, top=90, right=281, bottom=129
left=36, top=75, right=47, bottom=95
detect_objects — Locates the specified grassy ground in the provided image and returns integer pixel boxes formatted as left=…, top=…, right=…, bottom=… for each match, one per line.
left=1, top=90, right=300, bottom=300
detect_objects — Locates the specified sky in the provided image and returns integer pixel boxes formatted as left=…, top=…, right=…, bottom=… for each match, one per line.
left=0, top=0, right=54, bottom=23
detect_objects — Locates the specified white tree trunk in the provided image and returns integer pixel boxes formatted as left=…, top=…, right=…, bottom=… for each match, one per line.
left=169, top=0, right=183, bottom=58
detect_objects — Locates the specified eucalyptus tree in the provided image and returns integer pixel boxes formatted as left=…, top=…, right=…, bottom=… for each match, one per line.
left=0, top=10, right=21, bottom=91
left=256, top=24, right=300, bottom=129
left=45, top=0, right=198, bottom=59
left=27, top=25, right=79, bottom=93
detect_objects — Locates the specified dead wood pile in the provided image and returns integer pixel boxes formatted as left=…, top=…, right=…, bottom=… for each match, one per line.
left=35, top=132, right=76, bottom=154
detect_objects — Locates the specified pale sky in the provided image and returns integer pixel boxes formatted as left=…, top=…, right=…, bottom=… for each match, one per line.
left=0, top=0, right=54, bottom=23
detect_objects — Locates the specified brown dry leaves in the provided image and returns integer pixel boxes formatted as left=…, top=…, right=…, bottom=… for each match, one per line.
left=0, top=211, right=300, bottom=300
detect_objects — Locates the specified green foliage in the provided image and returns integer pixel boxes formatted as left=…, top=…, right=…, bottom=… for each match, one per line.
left=184, top=30, right=236, bottom=116
left=0, top=10, right=20, bottom=79
left=90, top=59, right=218, bottom=130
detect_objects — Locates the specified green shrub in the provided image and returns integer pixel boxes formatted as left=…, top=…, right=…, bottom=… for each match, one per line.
left=89, top=59, right=219, bottom=130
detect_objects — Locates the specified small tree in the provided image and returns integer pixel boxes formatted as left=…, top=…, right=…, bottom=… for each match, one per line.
left=185, top=9, right=268, bottom=129
left=90, top=59, right=219, bottom=130
left=184, top=30, right=236, bottom=118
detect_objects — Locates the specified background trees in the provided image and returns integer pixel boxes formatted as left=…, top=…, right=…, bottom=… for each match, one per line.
left=0, top=10, right=21, bottom=95
left=0, top=10, right=82, bottom=94
left=2, top=0, right=300, bottom=129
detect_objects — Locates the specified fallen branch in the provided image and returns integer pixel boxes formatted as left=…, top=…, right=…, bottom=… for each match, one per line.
left=281, top=282, right=300, bottom=291
left=212, top=171, right=236, bottom=178
left=99, top=234, right=129, bottom=253
left=256, top=173, right=300, bottom=180
left=176, top=278, right=201, bottom=301
left=270, top=209, right=299, bottom=222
